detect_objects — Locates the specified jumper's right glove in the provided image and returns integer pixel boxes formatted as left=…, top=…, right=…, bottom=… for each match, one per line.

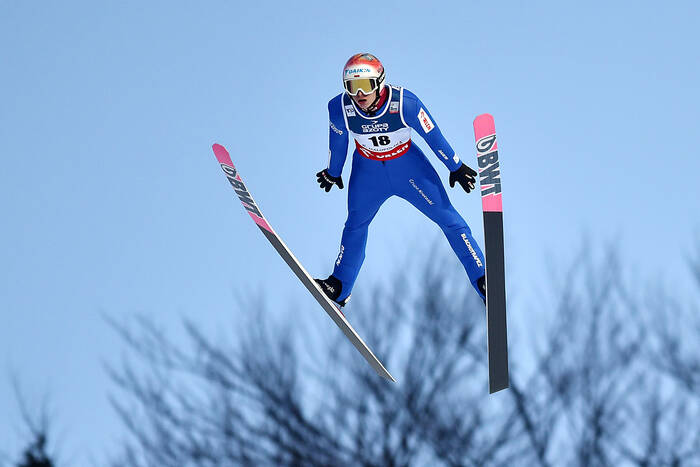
left=449, top=163, right=477, bottom=194
left=316, top=169, right=344, bottom=192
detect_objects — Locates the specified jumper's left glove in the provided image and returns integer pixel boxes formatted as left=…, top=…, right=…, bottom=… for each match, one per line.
left=316, top=169, right=344, bottom=192
left=449, top=163, right=477, bottom=193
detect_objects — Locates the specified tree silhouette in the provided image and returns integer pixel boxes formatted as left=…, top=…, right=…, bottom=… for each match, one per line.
left=105, top=245, right=700, bottom=466
left=11, top=378, right=56, bottom=467
left=642, top=243, right=700, bottom=465
left=16, top=434, right=53, bottom=467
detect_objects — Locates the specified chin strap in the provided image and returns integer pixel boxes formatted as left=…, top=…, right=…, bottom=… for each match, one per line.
left=365, top=90, right=381, bottom=115
left=365, top=86, right=386, bottom=116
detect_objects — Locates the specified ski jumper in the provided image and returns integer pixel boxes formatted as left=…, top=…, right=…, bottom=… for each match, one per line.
left=327, top=85, right=486, bottom=301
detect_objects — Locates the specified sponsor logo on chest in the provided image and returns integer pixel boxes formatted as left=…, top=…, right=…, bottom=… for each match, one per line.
left=345, top=105, right=356, bottom=117
left=389, top=101, right=399, bottom=114
left=361, top=120, right=390, bottom=133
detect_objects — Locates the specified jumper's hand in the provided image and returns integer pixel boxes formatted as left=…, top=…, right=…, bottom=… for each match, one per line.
left=316, top=169, right=344, bottom=192
left=449, top=163, right=477, bottom=193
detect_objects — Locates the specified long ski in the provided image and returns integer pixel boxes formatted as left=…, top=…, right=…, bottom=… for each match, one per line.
left=473, top=114, right=509, bottom=393
left=212, top=143, right=395, bottom=382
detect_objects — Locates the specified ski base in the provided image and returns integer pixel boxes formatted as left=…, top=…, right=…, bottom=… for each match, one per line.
left=473, top=114, right=509, bottom=394
left=212, top=143, right=395, bottom=382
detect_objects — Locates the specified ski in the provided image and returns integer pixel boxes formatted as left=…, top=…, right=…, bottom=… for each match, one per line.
left=473, top=114, right=509, bottom=394
left=212, top=143, right=395, bottom=382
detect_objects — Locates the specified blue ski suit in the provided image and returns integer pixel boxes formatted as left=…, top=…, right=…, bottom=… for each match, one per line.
left=326, top=85, right=486, bottom=301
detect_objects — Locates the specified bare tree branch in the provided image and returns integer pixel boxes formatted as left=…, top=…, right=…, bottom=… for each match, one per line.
left=104, top=243, right=700, bottom=466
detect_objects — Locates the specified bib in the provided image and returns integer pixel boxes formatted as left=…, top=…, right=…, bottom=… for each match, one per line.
left=342, top=86, right=412, bottom=161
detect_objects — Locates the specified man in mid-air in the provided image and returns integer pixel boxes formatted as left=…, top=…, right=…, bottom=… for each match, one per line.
left=315, top=53, right=486, bottom=307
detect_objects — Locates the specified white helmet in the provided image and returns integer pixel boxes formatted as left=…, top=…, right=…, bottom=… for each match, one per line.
left=343, top=53, right=385, bottom=112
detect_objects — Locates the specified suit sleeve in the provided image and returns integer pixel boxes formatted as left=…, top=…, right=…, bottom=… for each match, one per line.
left=327, top=95, right=349, bottom=178
left=402, top=89, right=462, bottom=172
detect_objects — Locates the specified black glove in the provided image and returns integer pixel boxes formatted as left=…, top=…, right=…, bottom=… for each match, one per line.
left=449, top=163, right=477, bottom=193
left=316, top=169, right=344, bottom=192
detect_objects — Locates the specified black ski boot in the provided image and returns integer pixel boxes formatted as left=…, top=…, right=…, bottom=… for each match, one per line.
left=477, top=275, right=486, bottom=305
left=315, top=275, right=351, bottom=307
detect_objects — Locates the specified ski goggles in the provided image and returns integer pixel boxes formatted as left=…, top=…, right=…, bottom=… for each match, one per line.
left=344, top=78, right=380, bottom=96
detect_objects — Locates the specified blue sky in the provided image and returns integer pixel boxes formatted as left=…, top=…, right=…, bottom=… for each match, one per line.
left=1, top=1, right=699, bottom=464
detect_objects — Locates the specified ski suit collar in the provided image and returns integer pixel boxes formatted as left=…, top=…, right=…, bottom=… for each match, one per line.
left=348, top=85, right=391, bottom=120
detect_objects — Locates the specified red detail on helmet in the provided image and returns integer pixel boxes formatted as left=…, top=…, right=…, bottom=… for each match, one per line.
left=343, top=53, right=384, bottom=77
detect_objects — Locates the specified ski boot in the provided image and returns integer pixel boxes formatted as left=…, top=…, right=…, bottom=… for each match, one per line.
left=477, top=275, right=486, bottom=305
left=314, top=275, right=351, bottom=307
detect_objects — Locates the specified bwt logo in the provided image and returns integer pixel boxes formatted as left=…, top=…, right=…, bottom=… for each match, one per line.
left=220, top=164, right=263, bottom=218
left=476, top=134, right=501, bottom=196
left=476, top=134, right=496, bottom=154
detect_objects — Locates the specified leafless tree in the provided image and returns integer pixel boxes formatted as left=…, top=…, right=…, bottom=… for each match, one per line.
left=105, top=245, right=700, bottom=466
left=649, top=243, right=700, bottom=392
left=9, top=377, right=57, bottom=467
left=640, top=242, right=700, bottom=465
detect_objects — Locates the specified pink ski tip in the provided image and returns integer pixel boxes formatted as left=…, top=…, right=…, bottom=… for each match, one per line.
left=212, top=143, right=234, bottom=167
left=473, top=114, right=496, bottom=138
left=473, top=113, right=495, bottom=125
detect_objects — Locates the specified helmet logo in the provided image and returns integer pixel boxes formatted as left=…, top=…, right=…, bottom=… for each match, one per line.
left=345, top=68, right=371, bottom=75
